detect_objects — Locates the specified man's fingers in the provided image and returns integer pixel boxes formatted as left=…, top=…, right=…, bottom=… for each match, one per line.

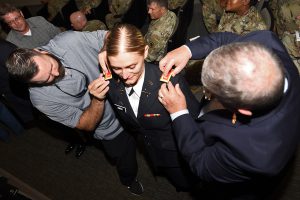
left=159, top=83, right=168, bottom=97
left=88, top=78, right=108, bottom=91
left=174, top=83, right=184, bottom=96
left=167, top=81, right=175, bottom=93
left=172, top=65, right=183, bottom=77
left=159, top=57, right=167, bottom=72
left=163, top=59, right=175, bottom=76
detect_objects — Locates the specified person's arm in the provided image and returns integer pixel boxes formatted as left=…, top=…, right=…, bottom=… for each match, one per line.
left=158, top=82, right=252, bottom=183
left=75, top=75, right=109, bottom=131
left=159, top=31, right=240, bottom=76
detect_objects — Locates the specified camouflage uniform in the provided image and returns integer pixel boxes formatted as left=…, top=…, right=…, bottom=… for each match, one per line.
left=217, top=6, right=267, bottom=35
left=202, top=0, right=224, bottom=33
left=75, top=0, right=102, bottom=12
left=105, top=0, right=133, bottom=29
left=269, top=0, right=292, bottom=36
left=47, top=0, right=70, bottom=21
left=82, top=19, right=107, bottom=31
left=145, top=10, right=177, bottom=62
left=168, top=0, right=187, bottom=10
left=278, top=1, right=300, bottom=75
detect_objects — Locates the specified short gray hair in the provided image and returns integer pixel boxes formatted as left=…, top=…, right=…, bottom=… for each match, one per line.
left=201, top=42, right=284, bottom=112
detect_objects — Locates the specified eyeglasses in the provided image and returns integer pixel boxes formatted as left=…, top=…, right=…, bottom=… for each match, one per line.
left=54, top=67, right=88, bottom=98
left=6, top=15, right=23, bottom=26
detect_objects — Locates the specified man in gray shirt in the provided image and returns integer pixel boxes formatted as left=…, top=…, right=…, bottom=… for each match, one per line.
left=0, top=3, right=61, bottom=48
left=6, top=30, right=143, bottom=195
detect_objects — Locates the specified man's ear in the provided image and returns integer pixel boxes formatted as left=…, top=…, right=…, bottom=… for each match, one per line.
left=144, top=45, right=149, bottom=59
left=238, top=108, right=252, bottom=116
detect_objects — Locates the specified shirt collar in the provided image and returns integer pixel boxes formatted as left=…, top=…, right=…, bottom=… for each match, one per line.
left=125, top=70, right=145, bottom=97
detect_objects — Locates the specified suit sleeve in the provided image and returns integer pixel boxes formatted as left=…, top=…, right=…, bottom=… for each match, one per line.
left=186, top=30, right=290, bottom=60
left=172, top=114, right=254, bottom=183
left=186, top=32, right=240, bottom=59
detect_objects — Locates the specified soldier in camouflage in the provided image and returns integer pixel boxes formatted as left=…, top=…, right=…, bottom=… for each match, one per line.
left=168, top=0, right=187, bottom=10
left=105, top=0, right=133, bottom=29
left=201, top=0, right=226, bottom=33
left=70, top=11, right=107, bottom=31
left=145, top=0, right=177, bottom=62
left=278, top=0, right=300, bottom=75
left=44, top=0, right=70, bottom=21
left=75, top=0, right=102, bottom=15
left=217, top=0, right=267, bottom=35
left=269, top=0, right=291, bottom=36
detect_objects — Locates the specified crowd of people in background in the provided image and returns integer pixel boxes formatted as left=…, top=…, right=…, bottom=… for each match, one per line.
left=0, top=0, right=300, bottom=199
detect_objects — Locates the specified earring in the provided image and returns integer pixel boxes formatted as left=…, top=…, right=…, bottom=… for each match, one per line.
left=232, top=113, right=237, bottom=124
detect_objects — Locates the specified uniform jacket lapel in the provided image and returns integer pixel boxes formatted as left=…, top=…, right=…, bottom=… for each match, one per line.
left=137, top=63, right=161, bottom=118
left=109, top=79, right=139, bottom=123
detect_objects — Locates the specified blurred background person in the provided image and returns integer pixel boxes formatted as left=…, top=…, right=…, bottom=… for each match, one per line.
left=0, top=3, right=61, bottom=48
left=277, top=0, right=300, bottom=75
left=145, top=0, right=177, bottom=62
left=217, top=0, right=267, bottom=35
left=70, top=11, right=107, bottom=31
left=202, top=0, right=226, bottom=33
left=105, top=0, right=133, bottom=29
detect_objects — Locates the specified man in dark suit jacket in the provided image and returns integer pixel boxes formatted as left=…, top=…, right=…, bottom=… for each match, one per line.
left=158, top=30, right=300, bottom=199
left=99, top=24, right=200, bottom=191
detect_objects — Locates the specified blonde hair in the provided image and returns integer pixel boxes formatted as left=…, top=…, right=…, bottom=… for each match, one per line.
left=106, top=23, right=146, bottom=57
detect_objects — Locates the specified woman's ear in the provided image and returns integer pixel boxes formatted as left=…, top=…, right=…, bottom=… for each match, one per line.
left=144, top=45, right=149, bottom=59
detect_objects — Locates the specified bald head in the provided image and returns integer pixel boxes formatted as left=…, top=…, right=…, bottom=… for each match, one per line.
left=202, top=42, right=284, bottom=112
left=70, top=11, right=87, bottom=31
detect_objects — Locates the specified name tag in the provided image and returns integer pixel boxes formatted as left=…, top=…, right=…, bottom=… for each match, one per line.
left=114, top=104, right=126, bottom=113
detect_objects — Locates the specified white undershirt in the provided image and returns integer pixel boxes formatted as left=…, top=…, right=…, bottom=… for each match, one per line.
left=125, top=71, right=145, bottom=117
left=24, top=29, right=32, bottom=36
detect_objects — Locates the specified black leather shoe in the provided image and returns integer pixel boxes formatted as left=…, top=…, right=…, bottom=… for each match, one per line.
left=65, top=143, right=75, bottom=154
left=75, top=144, right=86, bottom=158
left=127, top=179, right=144, bottom=196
